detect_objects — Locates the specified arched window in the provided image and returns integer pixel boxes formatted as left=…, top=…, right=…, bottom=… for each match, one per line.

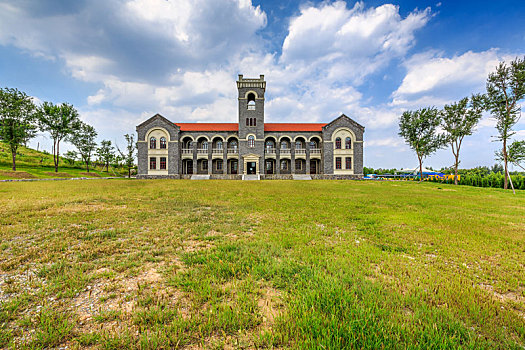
left=247, top=93, right=256, bottom=110
left=335, top=137, right=341, bottom=149
left=230, top=140, right=238, bottom=150
left=149, top=137, right=156, bottom=149
left=217, top=140, right=223, bottom=150
left=248, top=135, right=255, bottom=148
left=281, top=140, right=288, bottom=149
left=295, top=140, right=302, bottom=149
left=265, top=140, right=274, bottom=151
left=310, top=140, right=317, bottom=149
left=345, top=137, right=351, bottom=149
left=202, top=141, right=208, bottom=150
left=160, top=137, right=167, bottom=149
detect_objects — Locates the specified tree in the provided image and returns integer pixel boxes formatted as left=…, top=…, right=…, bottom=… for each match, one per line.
left=63, top=150, right=78, bottom=165
left=37, top=102, right=81, bottom=172
left=501, top=140, right=525, bottom=172
left=440, top=94, right=484, bottom=185
left=398, top=107, right=445, bottom=181
left=96, top=140, right=114, bottom=172
left=485, top=56, right=525, bottom=189
left=116, top=134, right=136, bottom=178
left=0, top=88, right=37, bottom=171
left=67, top=122, right=97, bottom=172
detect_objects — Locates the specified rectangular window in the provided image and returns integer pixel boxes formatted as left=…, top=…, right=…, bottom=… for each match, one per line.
left=217, top=160, right=223, bottom=170
left=335, top=157, right=342, bottom=170
left=160, top=157, right=166, bottom=170
left=202, top=160, right=208, bottom=171
left=149, top=157, right=156, bottom=170
left=295, top=159, right=302, bottom=170
left=345, top=157, right=351, bottom=170
left=246, top=118, right=249, bottom=126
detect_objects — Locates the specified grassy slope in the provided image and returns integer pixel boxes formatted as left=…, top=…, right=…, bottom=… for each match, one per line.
left=0, top=180, right=524, bottom=349
left=0, top=142, right=121, bottom=179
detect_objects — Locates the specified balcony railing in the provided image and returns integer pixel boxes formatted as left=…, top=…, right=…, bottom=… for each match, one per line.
left=280, top=148, right=291, bottom=154
left=295, top=148, right=306, bottom=155
left=197, top=148, right=208, bottom=154
left=310, top=148, right=321, bottom=154
left=212, top=148, right=223, bottom=154
left=227, top=148, right=238, bottom=154
left=265, top=147, right=276, bottom=154
left=181, top=148, right=193, bottom=154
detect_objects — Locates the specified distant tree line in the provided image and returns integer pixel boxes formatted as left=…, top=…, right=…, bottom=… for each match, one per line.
left=398, top=56, right=525, bottom=191
left=0, top=89, right=136, bottom=177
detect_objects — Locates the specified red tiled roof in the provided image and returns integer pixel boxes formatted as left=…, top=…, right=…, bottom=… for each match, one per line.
left=175, top=122, right=326, bottom=132
left=175, top=123, right=238, bottom=131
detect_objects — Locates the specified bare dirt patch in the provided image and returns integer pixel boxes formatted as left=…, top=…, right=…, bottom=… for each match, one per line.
left=0, top=170, right=36, bottom=179
left=45, top=172, right=73, bottom=177
left=80, top=172, right=100, bottom=177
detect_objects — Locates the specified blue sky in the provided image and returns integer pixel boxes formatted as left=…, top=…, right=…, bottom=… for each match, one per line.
left=1, top=0, right=524, bottom=169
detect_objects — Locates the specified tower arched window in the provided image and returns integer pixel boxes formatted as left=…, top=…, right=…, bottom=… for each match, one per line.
left=247, top=93, right=256, bottom=110
left=345, top=137, right=351, bottom=149
left=149, top=137, right=156, bottom=149
left=248, top=135, right=255, bottom=148
left=160, top=137, right=167, bottom=149
left=335, top=137, right=341, bottom=149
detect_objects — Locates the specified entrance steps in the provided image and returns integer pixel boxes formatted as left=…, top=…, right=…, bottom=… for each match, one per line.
left=190, top=175, right=210, bottom=180
left=242, top=174, right=260, bottom=181
left=293, top=174, right=312, bottom=180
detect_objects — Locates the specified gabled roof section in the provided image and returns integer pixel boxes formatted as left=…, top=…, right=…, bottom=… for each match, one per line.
left=136, top=113, right=175, bottom=129
left=323, top=114, right=365, bottom=131
left=175, top=123, right=238, bottom=131
left=264, top=123, right=326, bottom=132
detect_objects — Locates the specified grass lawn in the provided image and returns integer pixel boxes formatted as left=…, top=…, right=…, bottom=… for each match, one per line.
left=0, top=142, right=124, bottom=180
left=0, top=180, right=524, bottom=349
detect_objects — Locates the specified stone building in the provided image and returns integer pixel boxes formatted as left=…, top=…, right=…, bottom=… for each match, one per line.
left=136, top=74, right=364, bottom=179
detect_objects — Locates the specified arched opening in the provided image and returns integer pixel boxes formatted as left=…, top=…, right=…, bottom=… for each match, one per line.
left=294, top=137, right=306, bottom=150
left=160, top=137, right=167, bottom=149
left=248, top=135, right=255, bottom=148
left=228, top=138, right=238, bottom=152
left=149, top=137, right=156, bottom=149
left=247, top=93, right=256, bottom=110
left=181, top=136, right=193, bottom=150
left=345, top=137, right=352, bottom=149
left=309, top=136, right=321, bottom=149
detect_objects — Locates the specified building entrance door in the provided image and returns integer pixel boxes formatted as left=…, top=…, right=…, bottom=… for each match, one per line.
left=247, top=161, right=257, bottom=174
left=310, top=160, right=317, bottom=174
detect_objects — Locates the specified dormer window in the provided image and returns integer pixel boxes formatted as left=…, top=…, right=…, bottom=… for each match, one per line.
left=247, top=93, right=256, bottom=110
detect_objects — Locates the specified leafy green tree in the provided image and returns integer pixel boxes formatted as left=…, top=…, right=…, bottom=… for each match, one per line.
left=398, top=107, right=445, bottom=181
left=67, top=122, right=97, bottom=172
left=485, top=56, right=525, bottom=189
left=116, top=134, right=137, bottom=178
left=0, top=87, right=37, bottom=171
left=96, top=140, right=114, bottom=172
left=63, top=150, right=78, bottom=165
left=37, top=102, right=81, bottom=172
left=505, top=140, right=525, bottom=172
left=440, top=94, right=484, bottom=185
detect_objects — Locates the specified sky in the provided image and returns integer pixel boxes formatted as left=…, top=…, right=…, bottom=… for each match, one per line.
left=1, top=0, right=524, bottom=170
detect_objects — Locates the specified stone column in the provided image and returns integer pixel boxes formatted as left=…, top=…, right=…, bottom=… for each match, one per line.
left=192, top=143, right=198, bottom=174
left=223, top=150, right=228, bottom=175
left=208, top=151, right=212, bottom=175
left=291, top=146, right=296, bottom=175
left=306, top=146, right=311, bottom=175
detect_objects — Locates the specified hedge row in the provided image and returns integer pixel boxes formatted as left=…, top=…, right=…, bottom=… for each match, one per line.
left=429, top=173, right=525, bottom=190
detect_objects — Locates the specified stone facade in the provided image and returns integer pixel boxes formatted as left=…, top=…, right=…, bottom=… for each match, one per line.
left=136, top=75, right=365, bottom=179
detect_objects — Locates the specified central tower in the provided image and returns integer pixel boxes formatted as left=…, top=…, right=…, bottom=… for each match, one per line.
left=237, top=74, right=265, bottom=139
left=237, top=74, right=265, bottom=175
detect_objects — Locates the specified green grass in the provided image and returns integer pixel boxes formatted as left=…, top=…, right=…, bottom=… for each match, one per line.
left=0, top=141, right=124, bottom=179
left=0, top=179, right=524, bottom=348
